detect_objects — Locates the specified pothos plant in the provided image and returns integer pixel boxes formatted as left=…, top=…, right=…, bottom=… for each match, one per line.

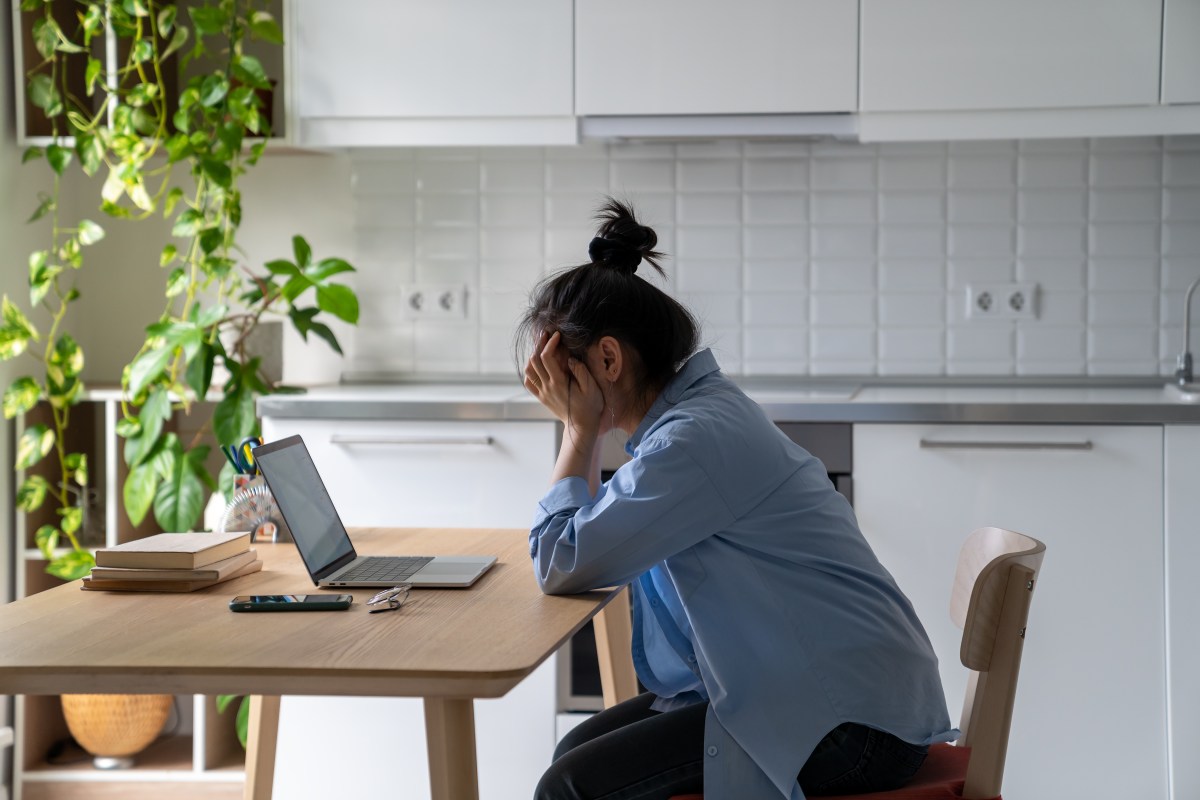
left=7, top=0, right=359, bottom=585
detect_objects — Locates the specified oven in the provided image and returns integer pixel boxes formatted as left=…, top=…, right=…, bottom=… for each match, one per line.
left=556, top=422, right=854, bottom=714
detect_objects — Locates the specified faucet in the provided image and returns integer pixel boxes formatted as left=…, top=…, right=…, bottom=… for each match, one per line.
left=1177, top=275, right=1200, bottom=387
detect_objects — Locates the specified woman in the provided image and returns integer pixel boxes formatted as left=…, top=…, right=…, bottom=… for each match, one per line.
left=519, top=199, right=955, bottom=800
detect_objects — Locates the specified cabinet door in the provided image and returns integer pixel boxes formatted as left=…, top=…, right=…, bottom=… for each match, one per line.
left=853, top=424, right=1166, bottom=800
left=261, top=416, right=559, bottom=800
left=575, top=0, right=857, bottom=115
left=261, top=418, right=556, bottom=527
left=860, top=0, right=1162, bottom=111
left=291, top=0, right=572, bottom=119
left=1163, top=0, right=1200, bottom=103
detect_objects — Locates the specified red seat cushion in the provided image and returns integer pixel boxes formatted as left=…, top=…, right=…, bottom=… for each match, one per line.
left=669, top=742, right=995, bottom=800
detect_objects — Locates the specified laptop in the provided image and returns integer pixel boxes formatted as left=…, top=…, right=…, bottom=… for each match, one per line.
left=253, top=434, right=497, bottom=588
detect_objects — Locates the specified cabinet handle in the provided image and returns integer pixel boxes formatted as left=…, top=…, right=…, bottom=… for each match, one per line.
left=919, top=438, right=1093, bottom=451
left=330, top=434, right=495, bottom=446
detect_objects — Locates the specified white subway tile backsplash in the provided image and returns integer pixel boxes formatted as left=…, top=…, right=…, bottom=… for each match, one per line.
left=745, top=226, right=808, bottom=259
left=1089, top=223, right=1160, bottom=257
left=812, top=158, right=876, bottom=190
left=812, top=260, right=876, bottom=292
left=880, top=192, right=945, bottom=224
left=813, top=193, right=877, bottom=224
left=745, top=192, right=808, bottom=224
left=678, top=160, right=742, bottom=190
left=1019, top=190, right=1087, bottom=223
left=344, top=138, right=1199, bottom=377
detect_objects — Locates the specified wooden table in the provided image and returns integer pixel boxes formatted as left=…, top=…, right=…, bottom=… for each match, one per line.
left=0, top=528, right=638, bottom=800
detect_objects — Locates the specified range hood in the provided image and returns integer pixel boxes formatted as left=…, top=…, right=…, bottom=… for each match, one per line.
left=578, top=113, right=860, bottom=142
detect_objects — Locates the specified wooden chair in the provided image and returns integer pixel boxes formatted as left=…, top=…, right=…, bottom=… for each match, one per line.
left=669, top=526, right=1046, bottom=800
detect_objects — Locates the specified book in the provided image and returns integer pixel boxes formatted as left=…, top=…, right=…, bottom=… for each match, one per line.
left=81, top=558, right=263, bottom=593
left=94, top=530, right=251, bottom=570
left=88, top=549, right=258, bottom=582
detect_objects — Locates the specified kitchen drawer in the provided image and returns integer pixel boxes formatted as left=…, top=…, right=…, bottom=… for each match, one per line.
left=260, top=418, right=558, bottom=528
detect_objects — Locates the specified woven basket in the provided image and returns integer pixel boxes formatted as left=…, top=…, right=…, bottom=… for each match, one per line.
left=60, top=694, right=173, bottom=759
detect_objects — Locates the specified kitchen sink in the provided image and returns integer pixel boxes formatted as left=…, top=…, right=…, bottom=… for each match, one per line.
left=1166, top=382, right=1200, bottom=402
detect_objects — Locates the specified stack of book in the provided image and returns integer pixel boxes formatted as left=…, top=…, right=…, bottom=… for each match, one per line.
left=83, top=530, right=261, bottom=592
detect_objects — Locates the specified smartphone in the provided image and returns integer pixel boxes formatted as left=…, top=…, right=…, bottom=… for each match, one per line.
left=229, top=594, right=353, bottom=612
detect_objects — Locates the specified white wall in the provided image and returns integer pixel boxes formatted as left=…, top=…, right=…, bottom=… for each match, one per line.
left=345, top=138, right=1200, bottom=378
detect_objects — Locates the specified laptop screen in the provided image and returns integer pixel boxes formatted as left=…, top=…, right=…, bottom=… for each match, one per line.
left=253, top=435, right=355, bottom=580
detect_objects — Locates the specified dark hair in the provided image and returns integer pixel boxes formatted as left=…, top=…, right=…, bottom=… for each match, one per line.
left=514, top=197, right=699, bottom=394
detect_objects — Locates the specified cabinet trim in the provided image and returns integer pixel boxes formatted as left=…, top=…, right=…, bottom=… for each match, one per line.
left=919, top=438, right=1093, bottom=451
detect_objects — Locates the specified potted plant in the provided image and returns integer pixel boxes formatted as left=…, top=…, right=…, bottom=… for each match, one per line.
left=8, top=0, right=359, bottom=765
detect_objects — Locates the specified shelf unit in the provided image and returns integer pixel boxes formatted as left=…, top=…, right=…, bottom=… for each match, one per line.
left=11, top=392, right=245, bottom=800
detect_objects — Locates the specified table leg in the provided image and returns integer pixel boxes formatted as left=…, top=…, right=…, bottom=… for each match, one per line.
left=424, top=697, right=479, bottom=800
left=243, top=695, right=281, bottom=800
left=594, top=585, right=639, bottom=708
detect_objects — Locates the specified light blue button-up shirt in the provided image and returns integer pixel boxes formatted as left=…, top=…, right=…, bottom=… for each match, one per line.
left=531, top=349, right=956, bottom=800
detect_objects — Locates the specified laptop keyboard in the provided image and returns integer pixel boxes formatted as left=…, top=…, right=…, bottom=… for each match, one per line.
left=337, top=556, right=434, bottom=583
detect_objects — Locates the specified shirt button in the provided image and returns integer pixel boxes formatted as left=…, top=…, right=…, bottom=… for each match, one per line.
left=707, top=745, right=718, bottom=757
left=687, top=654, right=696, bottom=662
left=650, top=599, right=659, bottom=607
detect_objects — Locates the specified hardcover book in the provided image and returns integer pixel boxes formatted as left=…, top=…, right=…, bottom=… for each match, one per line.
left=88, top=548, right=258, bottom=582
left=81, top=558, right=262, bottom=593
left=94, top=530, right=251, bottom=570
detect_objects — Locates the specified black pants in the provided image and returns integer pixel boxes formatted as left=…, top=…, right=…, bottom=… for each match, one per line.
left=535, top=693, right=928, bottom=800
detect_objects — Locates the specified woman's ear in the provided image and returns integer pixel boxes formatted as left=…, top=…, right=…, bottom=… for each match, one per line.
left=596, top=336, right=624, bottom=382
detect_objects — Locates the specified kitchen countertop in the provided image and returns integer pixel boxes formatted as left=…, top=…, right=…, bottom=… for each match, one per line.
left=257, top=377, right=1200, bottom=424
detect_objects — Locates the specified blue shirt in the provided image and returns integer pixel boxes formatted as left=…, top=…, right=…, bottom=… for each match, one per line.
left=530, top=349, right=956, bottom=800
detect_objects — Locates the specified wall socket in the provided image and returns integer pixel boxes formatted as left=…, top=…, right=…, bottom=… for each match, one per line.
left=965, top=283, right=1039, bottom=320
left=399, top=284, right=470, bottom=321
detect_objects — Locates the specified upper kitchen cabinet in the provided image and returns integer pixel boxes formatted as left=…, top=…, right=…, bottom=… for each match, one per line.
left=289, top=0, right=576, bottom=147
left=1163, top=0, right=1200, bottom=104
left=860, top=0, right=1162, bottom=112
left=575, top=0, right=857, bottom=116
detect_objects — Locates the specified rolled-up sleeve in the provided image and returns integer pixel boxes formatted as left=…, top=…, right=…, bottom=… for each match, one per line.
left=530, top=436, right=735, bottom=594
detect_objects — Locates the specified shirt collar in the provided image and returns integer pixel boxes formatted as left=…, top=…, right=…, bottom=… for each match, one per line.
left=626, top=349, right=720, bottom=452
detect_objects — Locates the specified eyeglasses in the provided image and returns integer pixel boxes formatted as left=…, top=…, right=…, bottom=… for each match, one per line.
left=366, top=584, right=412, bottom=614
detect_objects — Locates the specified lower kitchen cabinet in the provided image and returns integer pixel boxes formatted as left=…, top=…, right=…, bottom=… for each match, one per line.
left=260, top=416, right=559, bottom=800
left=853, top=424, right=1166, bottom=800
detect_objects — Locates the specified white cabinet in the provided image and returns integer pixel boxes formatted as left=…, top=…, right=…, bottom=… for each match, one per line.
left=1163, top=0, right=1200, bottom=104
left=853, top=424, right=1166, bottom=800
left=860, top=0, right=1163, bottom=112
left=260, top=415, right=560, bottom=800
left=575, top=0, right=857, bottom=115
left=289, top=0, right=575, bottom=146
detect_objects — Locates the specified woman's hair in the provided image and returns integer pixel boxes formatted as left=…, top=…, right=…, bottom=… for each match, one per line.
left=514, top=197, right=699, bottom=394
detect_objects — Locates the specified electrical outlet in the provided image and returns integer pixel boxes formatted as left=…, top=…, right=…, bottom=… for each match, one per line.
left=966, top=283, right=1039, bottom=320
left=399, top=284, right=470, bottom=321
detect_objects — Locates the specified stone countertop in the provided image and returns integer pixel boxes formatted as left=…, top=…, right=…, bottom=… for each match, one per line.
left=256, top=377, right=1200, bottom=424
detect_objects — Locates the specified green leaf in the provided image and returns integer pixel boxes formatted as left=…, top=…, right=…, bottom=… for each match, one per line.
left=16, top=424, right=54, bottom=469
left=280, top=275, right=312, bottom=303
left=157, top=5, right=177, bottom=35
left=199, top=227, right=224, bottom=254
left=308, top=321, right=343, bottom=355
left=185, top=341, right=216, bottom=399
left=165, top=133, right=191, bottom=163
left=78, top=219, right=105, bottom=246
left=199, top=73, right=229, bottom=107
left=17, top=475, right=50, bottom=512
left=116, top=416, right=141, bottom=438
left=232, top=54, right=269, bottom=89
left=214, top=386, right=256, bottom=444
left=131, top=38, right=153, bottom=63
left=153, top=441, right=206, bottom=531
left=189, top=5, right=227, bottom=35
left=123, top=462, right=158, bottom=526
left=59, top=504, right=83, bottom=535
left=201, top=158, right=232, bottom=189
left=4, top=376, right=41, bottom=419
left=22, top=146, right=44, bottom=163
left=3, top=297, right=39, bottom=343
left=172, top=208, right=204, bottom=237
left=165, top=267, right=187, bottom=296
left=126, top=387, right=170, bottom=466
left=85, top=57, right=102, bottom=96
left=264, top=259, right=301, bottom=278
left=235, top=696, right=250, bottom=748
left=161, top=23, right=189, bottom=61
left=195, top=303, right=228, bottom=329
left=66, top=451, right=88, bottom=486
left=128, top=346, right=173, bottom=398
left=32, top=17, right=58, bottom=59
left=29, top=255, right=60, bottom=308
left=45, top=144, right=72, bottom=175
left=50, top=334, right=84, bottom=378
left=164, top=188, right=185, bottom=219
left=249, top=10, right=284, bottom=44
left=35, top=525, right=59, bottom=560
left=27, top=194, right=55, bottom=223
left=28, top=74, right=62, bottom=116
left=46, top=549, right=94, bottom=581
left=292, top=236, right=312, bottom=268
left=76, top=133, right=104, bottom=176
left=310, top=258, right=356, bottom=282
left=316, top=284, right=360, bottom=324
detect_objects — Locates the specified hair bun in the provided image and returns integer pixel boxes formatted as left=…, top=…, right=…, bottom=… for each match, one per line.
left=591, top=197, right=666, bottom=276
left=588, top=236, right=642, bottom=274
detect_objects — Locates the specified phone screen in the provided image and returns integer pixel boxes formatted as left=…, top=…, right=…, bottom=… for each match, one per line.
left=230, top=594, right=353, bottom=611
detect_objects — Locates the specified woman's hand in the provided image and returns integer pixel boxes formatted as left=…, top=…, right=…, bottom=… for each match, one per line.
left=524, top=331, right=605, bottom=444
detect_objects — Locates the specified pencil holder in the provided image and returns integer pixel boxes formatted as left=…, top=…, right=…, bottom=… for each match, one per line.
left=218, top=476, right=290, bottom=543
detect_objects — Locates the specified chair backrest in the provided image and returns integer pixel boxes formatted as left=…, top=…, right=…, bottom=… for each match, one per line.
left=948, top=526, right=1046, bottom=800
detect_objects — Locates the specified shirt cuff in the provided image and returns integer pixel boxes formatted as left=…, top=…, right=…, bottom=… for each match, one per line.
left=533, top=476, right=593, bottom=523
